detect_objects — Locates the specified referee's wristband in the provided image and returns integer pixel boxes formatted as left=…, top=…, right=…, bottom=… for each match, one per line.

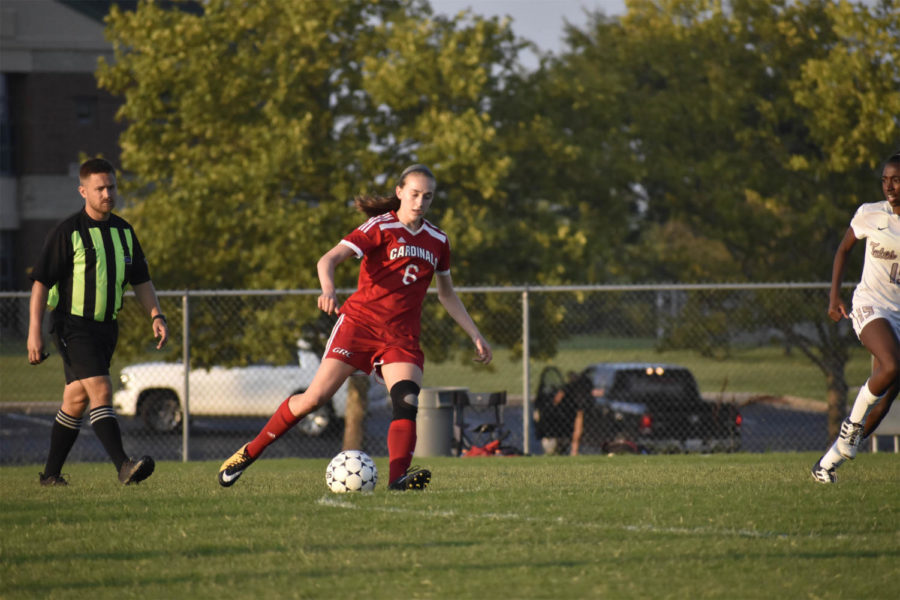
left=152, top=314, right=167, bottom=324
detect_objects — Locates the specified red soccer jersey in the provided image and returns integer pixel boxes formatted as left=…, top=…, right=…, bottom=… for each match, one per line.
left=338, top=211, right=451, bottom=338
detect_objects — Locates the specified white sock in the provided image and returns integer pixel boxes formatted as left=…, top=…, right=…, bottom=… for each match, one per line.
left=819, top=442, right=846, bottom=470
left=848, top=380, right=881, bottom=424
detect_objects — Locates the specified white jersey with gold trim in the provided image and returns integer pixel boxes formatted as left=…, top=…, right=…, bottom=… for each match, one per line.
left=850, top=201, right=900, bottom=312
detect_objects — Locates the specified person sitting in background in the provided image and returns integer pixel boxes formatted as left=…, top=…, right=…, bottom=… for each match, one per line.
left=537, top=371, right=591, bottom=456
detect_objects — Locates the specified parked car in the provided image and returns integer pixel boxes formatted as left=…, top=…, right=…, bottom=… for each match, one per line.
left=113, top=343, right=385, bottom=434
left=534, top=362, right=741, bottom=453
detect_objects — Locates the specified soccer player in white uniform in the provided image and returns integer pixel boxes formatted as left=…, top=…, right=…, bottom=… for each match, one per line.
left=218, top=164, right=492, bottom=490
left=812, top=153, right=900, bottom=483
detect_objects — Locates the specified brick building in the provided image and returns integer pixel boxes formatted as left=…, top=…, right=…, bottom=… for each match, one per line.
left=0, top=0, right=129, bottom=290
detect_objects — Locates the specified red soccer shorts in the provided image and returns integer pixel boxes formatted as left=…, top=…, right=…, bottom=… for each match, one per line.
left=324, top=314, right=425, bottom=376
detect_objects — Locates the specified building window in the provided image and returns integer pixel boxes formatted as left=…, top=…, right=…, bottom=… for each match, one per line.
left=74, top=96, right=97, bottom=125
left=0, top=74, right=12, bottom=175
left=0, top=230, right=14, bottom=290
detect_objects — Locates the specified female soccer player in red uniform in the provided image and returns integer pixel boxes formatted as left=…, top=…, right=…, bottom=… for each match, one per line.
left=218, top=164, right=492, bottom=489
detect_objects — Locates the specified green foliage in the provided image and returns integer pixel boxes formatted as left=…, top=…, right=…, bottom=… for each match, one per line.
left=96, top=0, right=536, bottom=365
left=95, top=0, right=897, bottom=411
left=542, top=0, right=899, bottom=425
left=2, top=455, right=898, bottom=599
left=551, top=0, right=898, bottom=284
left=792, top=0, right=900, bottom=172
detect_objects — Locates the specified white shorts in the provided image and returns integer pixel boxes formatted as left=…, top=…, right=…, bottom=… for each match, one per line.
left=849, top=302, right=900, bottom=340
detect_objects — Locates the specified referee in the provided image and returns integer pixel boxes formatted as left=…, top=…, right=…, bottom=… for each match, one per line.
left=27, top=158, right=168, bottom=486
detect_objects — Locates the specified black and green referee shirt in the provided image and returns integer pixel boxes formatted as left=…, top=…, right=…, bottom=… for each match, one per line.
left=30, top=208, right=152, bottom=322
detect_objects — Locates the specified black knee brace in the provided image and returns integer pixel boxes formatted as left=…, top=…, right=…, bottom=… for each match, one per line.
left=390, top=380, right=420, bottom=421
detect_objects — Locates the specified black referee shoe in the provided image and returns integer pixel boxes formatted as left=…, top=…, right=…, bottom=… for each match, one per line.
left=119, top=456, right=155, bottom=485
left=39, top=472, right=69, bottom=487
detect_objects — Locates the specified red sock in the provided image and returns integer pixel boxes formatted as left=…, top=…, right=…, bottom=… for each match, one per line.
left=388, top=419, right=417, bottom=483
left=247, top=397, right=300, bottom=458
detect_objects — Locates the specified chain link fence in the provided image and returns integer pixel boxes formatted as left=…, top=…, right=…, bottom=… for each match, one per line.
left=2, top=284, right=892, bottom=466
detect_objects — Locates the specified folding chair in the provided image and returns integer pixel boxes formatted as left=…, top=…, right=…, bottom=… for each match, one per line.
left=452, top=391, right=510, bottom=456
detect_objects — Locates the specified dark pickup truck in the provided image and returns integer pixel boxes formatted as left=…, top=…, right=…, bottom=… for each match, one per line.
left=534, top=362, right=742, bottom=454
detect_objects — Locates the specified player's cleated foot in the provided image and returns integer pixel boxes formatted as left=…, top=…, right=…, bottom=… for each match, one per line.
left=810, top=460, right=835, bottom=484
left=39, top=472, right=68, bottom=487
left=119, top=456, right=155, bottom=485
left=218, top=443, right=256, bottom=487
left=388, top=466, right=431, bottom=491
left=836, top=417, right=864, bottom=460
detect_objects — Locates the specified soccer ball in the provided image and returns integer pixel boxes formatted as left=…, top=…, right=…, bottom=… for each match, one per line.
left=325, top=450, right=378, bottom=493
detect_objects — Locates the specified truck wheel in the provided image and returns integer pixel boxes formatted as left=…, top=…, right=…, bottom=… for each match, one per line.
left=140, top=390, right=182, bottom=432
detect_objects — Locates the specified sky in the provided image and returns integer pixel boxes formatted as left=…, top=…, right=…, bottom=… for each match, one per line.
left=429, top=0, right=881, bottom=68
left=429, top=0, right=628, bottom=64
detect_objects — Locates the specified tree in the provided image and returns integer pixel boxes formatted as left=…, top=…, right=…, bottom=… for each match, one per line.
left=547, top=0, right=898, bottom=435
left=792, top=0, right=900, bottom=173
left=96, top=0, right=546, bottom=366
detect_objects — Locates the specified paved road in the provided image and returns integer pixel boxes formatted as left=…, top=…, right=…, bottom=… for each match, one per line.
left=0, top=408, right=378, bottom=466
left=6, top=400, right=891, bottom=467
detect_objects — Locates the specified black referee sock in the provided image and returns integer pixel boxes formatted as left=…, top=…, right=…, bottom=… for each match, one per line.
left=89, top=406, right=128, bottom=472
left=44, top=410, right=82, bottom=477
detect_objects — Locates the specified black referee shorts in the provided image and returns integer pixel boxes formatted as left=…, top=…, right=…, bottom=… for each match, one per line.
left=51, top=313, right=118, bottom=384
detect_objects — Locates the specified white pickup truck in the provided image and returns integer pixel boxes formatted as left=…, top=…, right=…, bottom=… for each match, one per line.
left=113, top=344, right=384, bottom=435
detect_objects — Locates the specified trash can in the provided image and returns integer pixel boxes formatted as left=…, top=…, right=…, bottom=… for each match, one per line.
left=415, top=387, right=467, bottom=457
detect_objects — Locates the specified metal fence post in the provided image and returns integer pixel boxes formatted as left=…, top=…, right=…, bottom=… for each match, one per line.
left=182, top=291, right=190, bottom=462
left=522, top=287, right=531, bottom=455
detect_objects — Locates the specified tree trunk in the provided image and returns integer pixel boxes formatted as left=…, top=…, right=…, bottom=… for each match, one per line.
left=342, top=375, right=369, bottom=451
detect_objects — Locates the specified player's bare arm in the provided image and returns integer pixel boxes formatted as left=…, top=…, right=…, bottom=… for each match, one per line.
left=571, top=410, right=584, bottom=456
left=133, top=281, right=168, bottom=349
left=828, top=227, right=858, bottom=322
left=316, top=244, right=356, bottom=315
left=435, top=272, right=492, bottom=364
left=27, top=280, right=49, bottom=364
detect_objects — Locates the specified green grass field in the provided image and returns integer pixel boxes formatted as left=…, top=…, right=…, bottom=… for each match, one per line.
left=2, top=454, right=897, bottom=599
